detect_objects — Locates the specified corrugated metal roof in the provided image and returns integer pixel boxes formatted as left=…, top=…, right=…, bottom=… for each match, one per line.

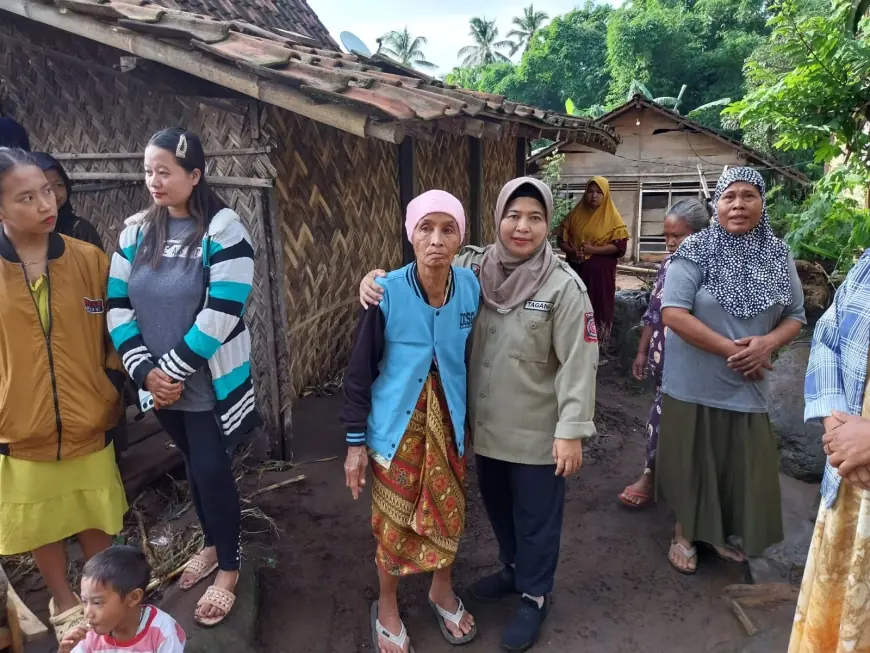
left=5, top=0, right=619, bottom=151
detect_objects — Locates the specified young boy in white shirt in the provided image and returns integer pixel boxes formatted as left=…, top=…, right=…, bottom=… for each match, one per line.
left=60, top=546, right=185, bottom=653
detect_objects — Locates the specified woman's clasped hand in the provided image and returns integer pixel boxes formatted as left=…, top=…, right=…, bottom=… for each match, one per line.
left=144, top=368, right=183, bottom=409
left=823, top=411, right=870, bottom=490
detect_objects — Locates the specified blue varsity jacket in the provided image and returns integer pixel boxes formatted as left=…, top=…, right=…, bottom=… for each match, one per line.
left=340, top=263, right=480, bottom=462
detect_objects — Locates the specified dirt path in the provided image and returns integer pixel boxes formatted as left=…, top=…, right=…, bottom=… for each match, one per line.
left=253, top=369, right=789, bottom=653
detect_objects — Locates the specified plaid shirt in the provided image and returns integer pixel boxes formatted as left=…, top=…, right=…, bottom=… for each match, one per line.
left=804, top=250, right=870, bottom=507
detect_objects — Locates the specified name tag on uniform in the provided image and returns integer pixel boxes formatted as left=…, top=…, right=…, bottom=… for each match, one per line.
left=523, top=300, right=553, bottom=313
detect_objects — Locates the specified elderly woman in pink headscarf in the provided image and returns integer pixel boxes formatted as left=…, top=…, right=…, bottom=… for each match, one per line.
left=340, top=190, right=480, bottom=652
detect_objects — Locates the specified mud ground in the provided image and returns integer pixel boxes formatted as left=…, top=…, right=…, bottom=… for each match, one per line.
left=255, top=368, right=796, bottom=653
left=17, top=366, right=800, bottom=653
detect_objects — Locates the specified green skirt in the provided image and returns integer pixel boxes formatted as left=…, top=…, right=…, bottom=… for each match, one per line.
left=656, top=395, right=783, bottom=556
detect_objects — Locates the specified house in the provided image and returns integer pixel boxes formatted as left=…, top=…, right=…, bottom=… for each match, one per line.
left=527, top=95, right=807, bottom=261
left=0, top=0, right=618, bottom=457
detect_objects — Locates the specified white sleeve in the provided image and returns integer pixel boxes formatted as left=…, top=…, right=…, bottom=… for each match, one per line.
left=157, top=622, right=186, bottom=653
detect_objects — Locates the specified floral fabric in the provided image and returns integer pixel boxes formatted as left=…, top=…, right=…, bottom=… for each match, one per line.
left=788, top=367, right=870, bottom=653
left=370, top=368, right=467, bottom=576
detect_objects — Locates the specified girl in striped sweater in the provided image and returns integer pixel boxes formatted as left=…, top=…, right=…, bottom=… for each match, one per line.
left=107, top=128, right=259, bottom=627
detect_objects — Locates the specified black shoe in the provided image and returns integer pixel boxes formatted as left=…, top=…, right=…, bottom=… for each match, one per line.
left=501, top=594, right=551, bottom=652
left=469, top=565, right=517, bottom=603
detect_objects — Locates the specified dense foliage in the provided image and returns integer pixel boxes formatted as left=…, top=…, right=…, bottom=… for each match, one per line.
left=419, top=0, right=870, bottom=271
left=728, top=0, right=870, bottom=270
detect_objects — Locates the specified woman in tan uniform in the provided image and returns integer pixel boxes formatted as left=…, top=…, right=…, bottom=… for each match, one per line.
left=360, top=178, right=599, bottom=652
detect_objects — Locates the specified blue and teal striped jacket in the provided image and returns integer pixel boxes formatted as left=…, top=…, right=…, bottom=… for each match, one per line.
left=107, top=208, right=260, bottom=440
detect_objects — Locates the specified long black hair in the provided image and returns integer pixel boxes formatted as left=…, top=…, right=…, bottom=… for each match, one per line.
left=140, top=128, right=226, bottom=269
left=0, top=147, right=38, bottom=199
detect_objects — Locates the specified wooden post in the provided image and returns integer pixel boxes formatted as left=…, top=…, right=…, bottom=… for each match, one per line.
left=516, top=137, right=528, bottom=177
left=467, top=137, right=483, bottom=246
left=398, top=138, right=416, bottom=264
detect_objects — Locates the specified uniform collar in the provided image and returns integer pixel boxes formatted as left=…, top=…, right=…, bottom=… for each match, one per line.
left=0, top=229, right=65, bottom=263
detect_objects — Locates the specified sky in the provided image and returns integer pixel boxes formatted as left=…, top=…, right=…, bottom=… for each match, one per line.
left=310, top=0, right=621, bottom=76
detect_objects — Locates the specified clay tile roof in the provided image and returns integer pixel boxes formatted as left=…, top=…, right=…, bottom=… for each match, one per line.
left=155, top=0, right=337, bottom=48
left=2, top=0, right=619, bottom=152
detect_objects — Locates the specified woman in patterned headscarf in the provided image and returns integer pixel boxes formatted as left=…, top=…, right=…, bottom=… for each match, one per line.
left=656, top=167, right=806, bottom=574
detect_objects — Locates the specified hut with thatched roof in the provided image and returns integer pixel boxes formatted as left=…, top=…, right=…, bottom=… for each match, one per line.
left=0, top=0, right=619, bottom=457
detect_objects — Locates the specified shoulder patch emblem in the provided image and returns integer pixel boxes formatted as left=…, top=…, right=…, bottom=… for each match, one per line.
left=471, top=263, right=480, bottom=277
left=524, top=300, right=554, bottom=313
left=584, top=312, right=598, bottom=342
left=84, top=297, right=105, bottom=314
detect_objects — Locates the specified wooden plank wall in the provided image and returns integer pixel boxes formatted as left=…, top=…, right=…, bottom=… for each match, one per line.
left=558, top=106, right=752, bottom=259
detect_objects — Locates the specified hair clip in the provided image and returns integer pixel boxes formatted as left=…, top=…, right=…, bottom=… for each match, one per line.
left=176, top=134, right=188, bottom=159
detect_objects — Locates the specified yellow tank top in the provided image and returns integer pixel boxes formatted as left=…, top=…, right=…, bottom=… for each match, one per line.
left=29, top=275, right=49, bottom=335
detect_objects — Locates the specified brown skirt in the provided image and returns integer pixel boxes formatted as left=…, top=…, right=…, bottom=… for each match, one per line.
left=370, top=369, right=467, bottom=576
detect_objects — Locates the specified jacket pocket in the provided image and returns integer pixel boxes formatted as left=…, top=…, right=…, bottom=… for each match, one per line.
left=509, top=312, right=553, bottom=363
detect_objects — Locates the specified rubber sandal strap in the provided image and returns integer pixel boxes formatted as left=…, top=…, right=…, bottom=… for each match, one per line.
left=376, top=619, right=409, bottom=647
left=671, top=540, right=697, bottom=559
left=433, top=596, right=466, bottom=627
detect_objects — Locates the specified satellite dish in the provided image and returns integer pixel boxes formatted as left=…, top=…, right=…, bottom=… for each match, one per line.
left=340, top=31, right=372, bottom=57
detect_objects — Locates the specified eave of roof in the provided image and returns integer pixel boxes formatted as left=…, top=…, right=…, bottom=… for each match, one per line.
left=0, top=0, right=620, bottom=151
left=598, top=96, right=809, bottom=185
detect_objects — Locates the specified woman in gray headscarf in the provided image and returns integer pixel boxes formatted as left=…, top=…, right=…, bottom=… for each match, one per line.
left=360, top=177, right=599, bottom=652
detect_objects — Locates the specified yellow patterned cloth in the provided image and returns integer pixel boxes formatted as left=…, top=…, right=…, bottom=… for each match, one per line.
left=370, top=369, right=467, bottom=577
left=788, top=375, right=870, bottom=653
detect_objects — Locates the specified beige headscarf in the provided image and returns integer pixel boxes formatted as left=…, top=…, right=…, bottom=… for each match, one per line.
left=479, top=177, right=560, bottom=312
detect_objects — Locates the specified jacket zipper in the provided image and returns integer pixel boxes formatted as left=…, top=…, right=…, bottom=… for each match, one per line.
left=24, top=265, right=63, bottom=459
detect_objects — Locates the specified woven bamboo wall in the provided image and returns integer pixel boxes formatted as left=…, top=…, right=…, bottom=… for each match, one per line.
left=482, top=137, right=518, bottom=245
left=417, top=133, right=471, bottom=241
left=0, top=17, right=286, bottom=446
left=267, top=106, right=402, bottom=397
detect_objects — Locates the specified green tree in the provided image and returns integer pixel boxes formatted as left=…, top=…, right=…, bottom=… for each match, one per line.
left=457, top=17, right=514, bottom=67
left=378, top=28, right=437, bottom=69
left=727, top=0, right=870, bottom=269
left=606, top=0, right=768, bottom=121
left=507, top=5, right=550, bottom=55
left=474, top=4, right=614, bottom=113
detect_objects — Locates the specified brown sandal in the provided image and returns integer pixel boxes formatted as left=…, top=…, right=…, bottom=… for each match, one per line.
left=195, top=585, right=236, bottom=628
left=180, top=553, right=218, bottom=591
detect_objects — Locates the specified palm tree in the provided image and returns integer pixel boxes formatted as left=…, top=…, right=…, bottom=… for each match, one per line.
left=378, top=28, right=437, bottom=70
left=457, top=17, right=514, bottom=67
left=507, top=5, right=549, bottom=55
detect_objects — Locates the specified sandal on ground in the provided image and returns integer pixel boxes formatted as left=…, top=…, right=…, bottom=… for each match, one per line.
left=668, top=540, right=698, bottom=576
left=428, top=595, right=478, bottom=645
left=49, top=597, right=86, bottom=643
left=618, top=484, right=652, bottom=510
left=179, top=552, right=218, bottom=591
left=370, top=601, right=415, bottom=653
left=714, top=544, right=748, bottom=564
left=194, top=585, right=236, bottom=628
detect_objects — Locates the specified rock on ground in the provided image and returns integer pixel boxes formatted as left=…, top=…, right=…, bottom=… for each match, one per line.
left=611, top=289, right=650, bottom=374
left=159, top=559, right=261, bottom=653
left=769, top=340, right=826, bottom=482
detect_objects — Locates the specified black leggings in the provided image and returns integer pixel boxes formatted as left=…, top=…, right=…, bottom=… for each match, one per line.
left=154, top=410, right=241, bottom=571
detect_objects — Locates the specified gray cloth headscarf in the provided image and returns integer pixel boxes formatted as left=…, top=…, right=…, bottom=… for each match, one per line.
left=479, top=177, right=560, bottom=312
